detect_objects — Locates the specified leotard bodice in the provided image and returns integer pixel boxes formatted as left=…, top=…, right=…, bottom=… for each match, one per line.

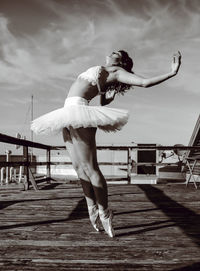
left=78, top=66, right=102, bottom=86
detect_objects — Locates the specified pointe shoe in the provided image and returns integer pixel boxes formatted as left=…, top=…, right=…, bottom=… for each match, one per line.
left=88, top=205, right=101, bottom=232
left=99, top=208, right=115, bottom=238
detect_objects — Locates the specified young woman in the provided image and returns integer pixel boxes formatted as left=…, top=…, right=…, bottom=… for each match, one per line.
left=31, top=50, right=181, bottom=237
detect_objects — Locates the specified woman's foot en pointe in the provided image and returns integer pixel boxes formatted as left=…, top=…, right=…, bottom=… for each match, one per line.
left=99, top=208, right=115, bottom=238
left=88, top=205, right=101, bottom=232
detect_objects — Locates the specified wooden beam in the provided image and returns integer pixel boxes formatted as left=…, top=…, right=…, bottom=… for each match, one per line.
left=127, top=148, right=131, bottom=184
left=28, top=168, right=39, bottom=190
left=51, top=145, right=200, bottom=151
left=0, top=133, right=51, bottom=150
left=46, top=149, right=51, bottom=183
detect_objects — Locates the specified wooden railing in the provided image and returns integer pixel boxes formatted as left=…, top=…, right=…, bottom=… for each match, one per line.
left=0, top=133, right=52, bottom=190
left=1, top=132, right=200, bottom=190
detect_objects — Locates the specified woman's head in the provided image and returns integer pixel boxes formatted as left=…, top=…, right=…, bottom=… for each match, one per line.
left=106, top=50, right=133, bottom=72
left=105, top=50, right=134, bottom=95
left=118, top=50, right=133, bottom=72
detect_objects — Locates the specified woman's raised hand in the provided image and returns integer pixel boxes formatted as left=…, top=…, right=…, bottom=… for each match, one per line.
left=171, top=51, right=181, bottom=75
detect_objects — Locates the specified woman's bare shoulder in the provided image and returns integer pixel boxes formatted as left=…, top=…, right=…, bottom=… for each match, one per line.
left=100, top=66, right=124, bottom=83
left=102, top=66, right=124, bottom=73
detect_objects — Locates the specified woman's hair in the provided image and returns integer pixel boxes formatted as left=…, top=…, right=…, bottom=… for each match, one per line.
left=106, top=50, right=134, bottom=95
left=118, top=50, right=133, bottom=72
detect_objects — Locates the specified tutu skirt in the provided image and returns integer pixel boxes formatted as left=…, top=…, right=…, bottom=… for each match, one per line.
left=31, top=96, right=129, bottom=135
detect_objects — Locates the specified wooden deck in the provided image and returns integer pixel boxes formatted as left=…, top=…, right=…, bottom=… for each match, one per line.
left=0, top=180, right=200, bottom=270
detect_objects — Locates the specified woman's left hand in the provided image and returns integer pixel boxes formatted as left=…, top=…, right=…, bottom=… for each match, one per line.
left=171, top=51, right=181, bottom=75
left=101, top=89, right=116, bottom=106
left=105, top=89, right=116, bottom=100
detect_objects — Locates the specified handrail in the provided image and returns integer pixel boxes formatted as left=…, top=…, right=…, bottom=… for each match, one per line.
left=0, top=161, right=128, bottom=167
left=1, top=132, right=200, bottom=189
left=0, top=132, right=51, bottom=189
left=0, top=133, right=51, bottom=150
left=51, top=145, right=200, bottom=151
left=1, top=132, right=200, bottom=151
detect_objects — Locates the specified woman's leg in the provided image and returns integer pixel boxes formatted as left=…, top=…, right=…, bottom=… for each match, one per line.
left=63, top=128, right=96, bottom=207
left=69, top=127, right=108, bottom=211
left=69, top=127, right=114, bottom=237
left=66, top=126, right=114, bottom=237
left=63, top=127, right=100, bottom=231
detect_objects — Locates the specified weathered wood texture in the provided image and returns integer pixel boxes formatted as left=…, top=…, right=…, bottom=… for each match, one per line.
left=0, top=181, right=200, bottom=270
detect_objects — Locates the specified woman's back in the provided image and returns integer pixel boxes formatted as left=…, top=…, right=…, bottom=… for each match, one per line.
left=67, top=65, right=120, bottom=101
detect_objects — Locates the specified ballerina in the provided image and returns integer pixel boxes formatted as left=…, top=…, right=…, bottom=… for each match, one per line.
left=31, top=50, right=181, bottom=237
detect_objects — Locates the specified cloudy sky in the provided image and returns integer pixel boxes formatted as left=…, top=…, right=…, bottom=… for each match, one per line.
left=0, top=0, right=200, bottom=152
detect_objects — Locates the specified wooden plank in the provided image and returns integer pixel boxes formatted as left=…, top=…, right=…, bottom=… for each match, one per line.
left=0, top=183, right=25, bottom=191
left=0, top=182, right=200, bottom=270
left=28, top=168, right=39, bottom=190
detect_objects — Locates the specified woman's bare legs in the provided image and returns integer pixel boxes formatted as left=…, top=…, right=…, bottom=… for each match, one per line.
left=63, top=127, right=114, bottom=237
left=69, top=127, right=108, bottom=210
left=69, top=126, right=114, bottom=237
left=63, top=128, right=100, bottom=231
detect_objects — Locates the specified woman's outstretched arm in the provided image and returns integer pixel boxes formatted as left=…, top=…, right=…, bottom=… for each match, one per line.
left=116, top=51, right=181, bottom=88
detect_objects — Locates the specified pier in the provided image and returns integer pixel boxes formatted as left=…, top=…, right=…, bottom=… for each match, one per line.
left=1, top=181, right=200, bottom=270
left=0, top=132, right=200, bottom=270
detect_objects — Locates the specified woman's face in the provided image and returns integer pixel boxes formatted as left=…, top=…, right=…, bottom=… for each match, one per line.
left=106, top=51, right=122, bottom=66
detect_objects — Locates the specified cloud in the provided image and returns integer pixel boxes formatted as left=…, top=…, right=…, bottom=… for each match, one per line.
left=1, top=0, right=200, bottom=93
left=0, top=4, right=100, bottom=94
left=0, top=0, right=200, bottom=146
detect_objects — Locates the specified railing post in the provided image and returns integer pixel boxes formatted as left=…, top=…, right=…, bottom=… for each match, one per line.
left=46, top=149, right=51, bottom=183
left=127, top=147, right=131, bottom=184
left=24, top=146, right=29, bottom=189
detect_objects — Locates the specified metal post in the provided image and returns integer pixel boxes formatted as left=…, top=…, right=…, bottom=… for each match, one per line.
left=0, top=167, right=5, bottom=185
left=31, top=95, right=33, bottom=142
left=5, top=150, right=11, bottom=184
left=10, top=167, right=14, bottom=182
left=30, top=95, right=34, bottom=162
left=46, top=149, right=51, bottom=183
left=127, top=148, right=131, bottom=184
left=14, top=168, right=17, bottom=182
left=19, top=166, right=23, bottom=183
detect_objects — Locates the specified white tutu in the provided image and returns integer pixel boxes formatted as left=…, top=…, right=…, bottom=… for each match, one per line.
left=31, top=96, right=129, bottom=135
